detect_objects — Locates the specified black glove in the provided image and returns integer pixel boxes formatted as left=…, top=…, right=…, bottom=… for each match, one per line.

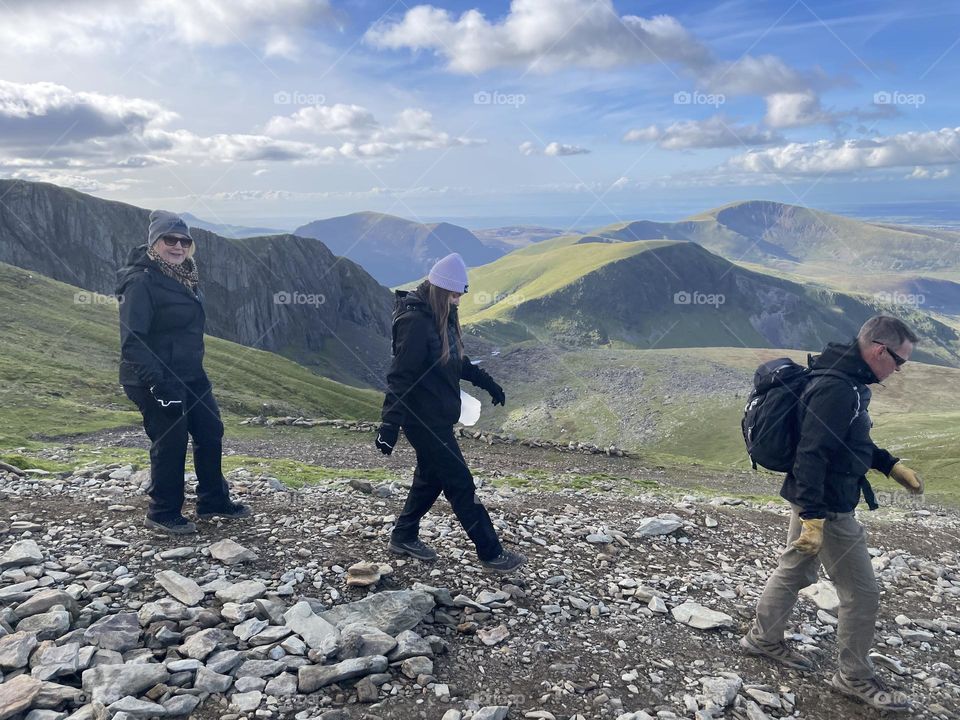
left=474, top=368, right=506, bottom=406
left=376, top=423, right=399, bottom=455
left=149, top=382, right=184, bottom=417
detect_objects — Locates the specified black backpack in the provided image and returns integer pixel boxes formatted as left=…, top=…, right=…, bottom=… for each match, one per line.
left=741, top=357, right=846, bottom=471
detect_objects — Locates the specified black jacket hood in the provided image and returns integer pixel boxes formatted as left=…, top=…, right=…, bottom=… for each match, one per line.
left=808, top=339, right=880, bottom=386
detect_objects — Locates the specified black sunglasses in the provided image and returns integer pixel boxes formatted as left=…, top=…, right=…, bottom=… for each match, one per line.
left=161, top=235, right=193, bottom=248
left=873, top=340, right=906, bottom=367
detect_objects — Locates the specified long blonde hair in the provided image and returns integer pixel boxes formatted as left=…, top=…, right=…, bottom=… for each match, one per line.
left=419, top=279, right=462, bottom=364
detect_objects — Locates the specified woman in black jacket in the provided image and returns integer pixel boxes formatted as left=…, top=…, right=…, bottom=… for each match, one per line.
left=117, top=210, right=249, bottom=534
left=376, top=253, right=525, bottom=573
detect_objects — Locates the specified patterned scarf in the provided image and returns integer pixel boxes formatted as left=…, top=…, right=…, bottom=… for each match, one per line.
left=147, top=245, right=200, bottom=293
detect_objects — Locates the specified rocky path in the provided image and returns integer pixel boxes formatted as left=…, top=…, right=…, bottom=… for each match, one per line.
left=1, top=437, right=959, bottom=720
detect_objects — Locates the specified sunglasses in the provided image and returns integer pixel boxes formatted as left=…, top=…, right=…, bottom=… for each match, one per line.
left=873, top=340, right=906, bottom=367
left=161, top=235, right=193, bottom=249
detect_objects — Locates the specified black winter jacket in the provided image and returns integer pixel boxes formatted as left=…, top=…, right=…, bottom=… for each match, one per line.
left=116, top=245, right=207, bottom=387
left=781, top=340, right=899, bottom=519
left=381, top=289, right=498, bottom=428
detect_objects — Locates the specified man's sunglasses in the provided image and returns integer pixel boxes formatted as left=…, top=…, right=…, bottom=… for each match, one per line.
left=161, top=235, right=193, bottom=248
left=873, top=340, right=906, bottom=367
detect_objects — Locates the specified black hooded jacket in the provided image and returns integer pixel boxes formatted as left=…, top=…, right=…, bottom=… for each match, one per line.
left=381, top=289, right=497, bottom=428
left=116, top=245, right=207, bottom=387
left=781, top=340, right=899, bottom=519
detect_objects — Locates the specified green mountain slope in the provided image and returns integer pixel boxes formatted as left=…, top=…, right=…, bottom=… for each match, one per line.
left=0, top=261, right=380, bottom=446
left=459, top=239, right=960, bottom=366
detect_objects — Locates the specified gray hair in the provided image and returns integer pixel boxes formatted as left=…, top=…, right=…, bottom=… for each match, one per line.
left=857, top=315, right=919, bottom=348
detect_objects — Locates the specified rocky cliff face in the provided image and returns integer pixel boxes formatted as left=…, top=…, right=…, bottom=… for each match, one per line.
left=0, top=180, right=393, bottom=387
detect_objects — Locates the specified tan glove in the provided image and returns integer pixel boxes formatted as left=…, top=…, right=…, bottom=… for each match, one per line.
left=890, top=463, right=924, bottom=495
left=792, top=518, right=825, bottom=555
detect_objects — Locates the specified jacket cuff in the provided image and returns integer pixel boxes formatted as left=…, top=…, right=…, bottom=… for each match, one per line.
left=873, top=448, right=900, bottom=476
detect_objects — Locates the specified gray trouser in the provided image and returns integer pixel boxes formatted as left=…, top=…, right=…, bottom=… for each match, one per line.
left=749, top=504, right=880, bottom=679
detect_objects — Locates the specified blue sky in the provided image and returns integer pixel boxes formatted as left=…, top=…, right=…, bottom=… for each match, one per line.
left=1, top=0, right=958, bottom=229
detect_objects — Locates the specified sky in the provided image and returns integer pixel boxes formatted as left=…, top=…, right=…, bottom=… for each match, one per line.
left=1, top=0, right=958, bottom=230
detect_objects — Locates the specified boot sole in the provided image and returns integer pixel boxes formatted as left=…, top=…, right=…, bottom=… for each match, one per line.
left=828, top=674, right=911, bottom=713
left=387, top=542, right=437, bottom=562
left=145, top=518, right=197, bottom=535
left=739, top=636, right=813, bottom=672
left=197, top=510, right=251, bottom=520
left=481, top=556, right=527, bottom=574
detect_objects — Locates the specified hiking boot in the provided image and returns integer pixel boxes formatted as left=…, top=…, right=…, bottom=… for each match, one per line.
left=197, top=501, right=251, bottom=520
left=739, top=634, right=815, bottom=671
left=828, top=672, right=911, bottom=712
left=481, top=549, right=527, bottom=574
left=145, top=515, right=197, bottom=535
left=388, top=537, right=438, bottom=562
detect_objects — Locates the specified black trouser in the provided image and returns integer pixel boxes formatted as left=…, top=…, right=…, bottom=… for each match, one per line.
left=392, top=423, right=503, bottom=561
left=123, top=378, right=230, bottom=520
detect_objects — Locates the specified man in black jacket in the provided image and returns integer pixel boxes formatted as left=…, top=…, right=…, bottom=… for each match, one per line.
left=741, top=315, right=922, bottom=712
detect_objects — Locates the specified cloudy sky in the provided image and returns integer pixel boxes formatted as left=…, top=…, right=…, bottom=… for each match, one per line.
left=1, top=0, right=958, bottom=228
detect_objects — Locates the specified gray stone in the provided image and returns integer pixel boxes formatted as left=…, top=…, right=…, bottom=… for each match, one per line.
left=229, top=691, right=262, bottom=712
left=31, top=642, right=81, bottom=681
left=284, top=601, right=340, bottom=655
left=0, top=674, right=42, bottom=719
left=671, top=601, right=734, bottom=630
left=234, top=677, right=266, bottom=693
left=800, top=581, right=840, bottom=612
left=400, top=656, right=433, bottom=679
left=161, top=695, right=200, bottom=717
left=216, top=580, right=267, bottom=604
left=107, top=697, right=167, bottom=718
left=386, top=630, right=432, bottom=661
left=233, top=618, right=268, bottom=642
left=339, top=624, right=396, bottom=660
left=205, top=649, right=243, bottom=674
left=138, top=598, right=190, bottom=626
left=234, top=659, right=285, bottom=679
left=0, top=540, right=43, bottom=569
left=700, top=675, right=742, bottom=708
left=15, top=590, right=79, bottom=620
left=194, top=666, right=233, bottom=693
left=0, top=631, right=38, bottom=669
left=208, top=539, right=257, bottom=565
left=473, top=708, right=509, bottom=720
left=637, top=515, right=683, bottom=536
left=0, top=580, right=39, bottom=602
left=180, top=628, right=230, bottom=661
left=16, top=610, right=71, bottom=642
left=264, top=673, right=297, bottom=697
left=248, top=625, right=291, bottom=647
left=81, top=663, right=170, bottom=705
left=298, top=655, right=389, bottom=693
left=155, top=570, right=204, bottom=607
left=83, top=613, right=140, bottom=651
left=157, top=547, right=196, bottom=560
left=320, top=590, right=435, bottom=635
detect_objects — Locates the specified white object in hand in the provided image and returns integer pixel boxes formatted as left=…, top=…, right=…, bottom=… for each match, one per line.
left=459, top=390, right=482, bottom=426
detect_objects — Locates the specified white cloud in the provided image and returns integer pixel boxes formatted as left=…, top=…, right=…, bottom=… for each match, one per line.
left=624, top=116, right=782, bottom=150
left=265, top=104, right=483, bottom=156
left=702, top=55, right=815, bottom=97
left=906, top=166, right=952, bottom=180
left=0, top=0, right=333, bottom=56
left=609, top=176, right=631, bottom=190
left=365, top=0, right=711, bottom=74
left=727, top=127, right=960, bottom=175
left=519, top=140, right=590, bottom=156
left=764, top=90, right=831, bottom=128
left=0, top=80, right=172, bottom=150
left=0, top=80, right=482, bottom=170
left=544, top=142, right=590, bottom=156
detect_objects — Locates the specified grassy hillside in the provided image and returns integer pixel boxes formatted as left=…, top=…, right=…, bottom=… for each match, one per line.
left=458, top=238, right=960, bottom=366
left=0, top=262, right=380, bottom=447
left=465, top=344, right=960, bottom=505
